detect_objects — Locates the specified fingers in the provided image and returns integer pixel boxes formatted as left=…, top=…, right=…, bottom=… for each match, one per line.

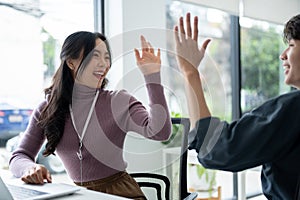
left=141, top=35, right=149, bottom=52
left=137, top=35, right=159, bottom=57
left=193, top=16, right=198, bottom=41
left=186, top=13, right=192, bottom=38
left=140, top=35, right=154, bottom=53
left=174, top=26, right=180, bottom=44
left=157, top=48, right=161, bottom=58
left=179, top=16, right=185, bottom=36
left=134, top=48, right=141, bottom=60
left=148, top=42, right=154, bottom=54
left=176, top=13, right=199, bottom=42
left=45, top=170, right=52, bottom=183
left=135, top=36, right=161, bottom=74
left=21, top=165, right=52, bottom=185
left=202, top=39, right=211, bottom=50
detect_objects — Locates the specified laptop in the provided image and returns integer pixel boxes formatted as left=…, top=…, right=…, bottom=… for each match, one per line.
left=0, top=176, right=81, bottom=200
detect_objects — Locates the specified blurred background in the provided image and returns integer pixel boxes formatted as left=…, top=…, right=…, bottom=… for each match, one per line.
left=1, top=0, right=299, bottom=199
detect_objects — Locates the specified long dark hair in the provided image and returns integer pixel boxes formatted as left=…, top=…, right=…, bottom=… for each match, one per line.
left=38, top=31, right=112, bottom=156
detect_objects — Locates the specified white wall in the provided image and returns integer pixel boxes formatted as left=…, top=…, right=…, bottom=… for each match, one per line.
left=105, top=2, right=174, bottom=199
left=106, top=0, right=171, bottom=174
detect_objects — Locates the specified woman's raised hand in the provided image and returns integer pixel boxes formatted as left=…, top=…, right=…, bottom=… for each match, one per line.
left=134, top=35, right=161, bottom=75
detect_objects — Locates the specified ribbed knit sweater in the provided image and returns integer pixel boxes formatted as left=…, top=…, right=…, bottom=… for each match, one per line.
left=9, top=72, right=171, bottom=182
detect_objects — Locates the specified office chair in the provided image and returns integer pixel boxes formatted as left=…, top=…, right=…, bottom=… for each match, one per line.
left=130, top=172, right=170, bottom=200
left=171, top=118, right=198, bottom=200
left=130, top=118, right=198, bottom=200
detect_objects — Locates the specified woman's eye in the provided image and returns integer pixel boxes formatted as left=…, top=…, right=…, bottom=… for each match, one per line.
left=93, top=51, right=100, bottom=57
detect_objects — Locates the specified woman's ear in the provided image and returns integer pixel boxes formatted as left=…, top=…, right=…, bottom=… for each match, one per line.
left=66, top=58, right=75, bottom=70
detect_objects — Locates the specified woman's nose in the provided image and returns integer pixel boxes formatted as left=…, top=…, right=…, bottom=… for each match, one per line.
left=97, top=57, right=107, bottom=68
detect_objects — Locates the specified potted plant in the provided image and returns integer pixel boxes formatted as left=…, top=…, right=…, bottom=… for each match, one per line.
left=188, top=163, right=217, bottom=197
left=161, top=112, right=183, bottom=147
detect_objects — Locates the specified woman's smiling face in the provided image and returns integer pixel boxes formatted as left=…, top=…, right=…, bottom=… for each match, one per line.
left=76, top=38, right=111, bottom=89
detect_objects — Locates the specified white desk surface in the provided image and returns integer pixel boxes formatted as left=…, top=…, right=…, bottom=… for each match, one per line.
left=0, top=169, right=131, bottom=200
left=54, top=188, right=132, bottom=200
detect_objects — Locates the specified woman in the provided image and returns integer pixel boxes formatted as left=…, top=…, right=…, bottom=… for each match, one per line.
left=9, top=31, right=171, bottom=200
left=174, top=13, right=300, bottom=199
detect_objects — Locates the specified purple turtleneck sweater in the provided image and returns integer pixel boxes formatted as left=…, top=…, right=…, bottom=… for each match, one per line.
left=9, top=72, right=171, bottom=182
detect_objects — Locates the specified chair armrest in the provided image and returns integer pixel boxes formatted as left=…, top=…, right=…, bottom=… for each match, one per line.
left=183, top=192, right=198, bottom=200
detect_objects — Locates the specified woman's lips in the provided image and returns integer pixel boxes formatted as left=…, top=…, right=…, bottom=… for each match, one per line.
left=94, top=71, right=104, bottom=79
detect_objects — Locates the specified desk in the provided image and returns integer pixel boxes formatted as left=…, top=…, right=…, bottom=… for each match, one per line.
left=0, top=169, right=131, bottom=200
left=54, top=189, right=132, bottom=200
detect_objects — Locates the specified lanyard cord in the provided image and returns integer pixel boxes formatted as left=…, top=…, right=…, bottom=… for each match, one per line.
left=69, top=90, right=99, bottom=185
left=69, top=90, right=99, bottom=145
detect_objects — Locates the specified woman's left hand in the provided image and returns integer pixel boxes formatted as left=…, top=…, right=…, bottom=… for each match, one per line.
left=134, top=35, right=161, bottom=75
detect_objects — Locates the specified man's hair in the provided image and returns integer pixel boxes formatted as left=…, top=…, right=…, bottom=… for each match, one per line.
left=283, top=14, right=300, bottom=43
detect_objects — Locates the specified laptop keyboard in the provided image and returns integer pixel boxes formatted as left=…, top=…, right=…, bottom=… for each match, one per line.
left=7, top=184, right=48, bottom=199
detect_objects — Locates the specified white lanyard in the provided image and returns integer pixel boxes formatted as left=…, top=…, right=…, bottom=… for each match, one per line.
left=69, top=90, right=99, bottom=160
left=69, top=90, right=99, bottom=185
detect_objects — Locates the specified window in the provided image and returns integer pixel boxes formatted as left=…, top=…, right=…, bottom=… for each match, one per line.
left=166, top=1, right=234, bottom=199
left=240, top=17, right=287, bottom=113
left=0, top=0, right=94, bottom=173
left=166, top=1, right=232, bottom=121
left=0, top=0, right=94, bottom=109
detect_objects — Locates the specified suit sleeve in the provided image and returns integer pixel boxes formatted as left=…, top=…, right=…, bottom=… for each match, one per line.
left=188, top=91, right=300, bottom=172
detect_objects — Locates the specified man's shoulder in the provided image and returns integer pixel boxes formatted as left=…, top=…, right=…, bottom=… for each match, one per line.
left=276, top=89, right=300, bottom=101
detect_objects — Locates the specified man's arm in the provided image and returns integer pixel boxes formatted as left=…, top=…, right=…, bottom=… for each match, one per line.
left=174, top=12, right=211, bottom=128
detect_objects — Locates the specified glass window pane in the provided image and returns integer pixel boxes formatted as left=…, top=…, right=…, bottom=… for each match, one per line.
left=166, top=1, right=232, bottom=121
left=166, top=1, right=233, bottom=199
left=0, top=0, right=93, bottom=172
left=0, top=1, right=94, bottom=109
left=240, top=17, right=288, bottom=113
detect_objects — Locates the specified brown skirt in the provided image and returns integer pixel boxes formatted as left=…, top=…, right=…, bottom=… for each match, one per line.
left=74, top=171, right=147, bottom=200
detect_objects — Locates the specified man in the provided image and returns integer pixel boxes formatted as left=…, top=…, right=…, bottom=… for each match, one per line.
left=174, top=13, right=300, bottom=199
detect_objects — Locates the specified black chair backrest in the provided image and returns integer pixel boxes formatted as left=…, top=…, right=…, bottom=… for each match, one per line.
left=130, top=173, right=170, bottom=200
left=171, top=118, right=190, bottom=199
left=172, top=118, right=198, bottom=200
